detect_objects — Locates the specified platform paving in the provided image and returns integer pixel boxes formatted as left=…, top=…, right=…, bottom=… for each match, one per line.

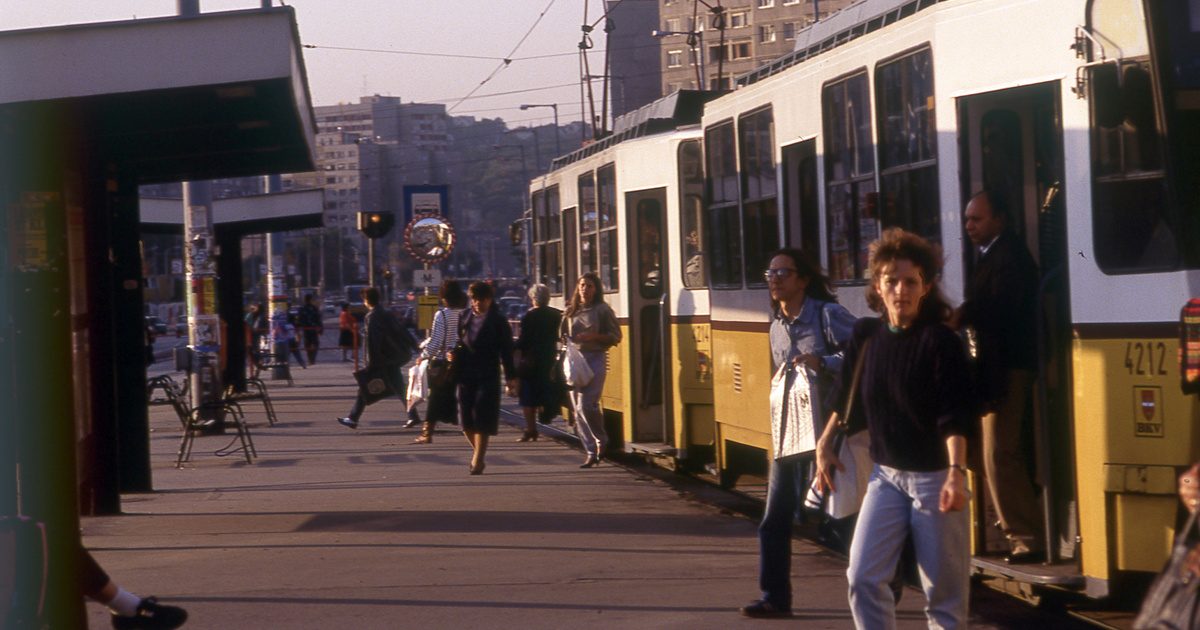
left=86, top=352, right=1071, bottom=629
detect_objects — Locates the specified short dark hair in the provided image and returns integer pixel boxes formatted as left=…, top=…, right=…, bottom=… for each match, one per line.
left=362, top=287, right=381, bottom=306
left=970, top=190, right=1011, bottom=225
left=439, top=279, right=467, bottom=308
left=468, top=281, right=494, bottom=301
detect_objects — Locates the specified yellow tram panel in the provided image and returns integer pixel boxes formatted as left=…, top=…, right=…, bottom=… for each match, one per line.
left=712, top=327, right=773, bottom=453
left=1072, top=335, right=1199, bottom=582
left=670, top=321, right=715, bottom=454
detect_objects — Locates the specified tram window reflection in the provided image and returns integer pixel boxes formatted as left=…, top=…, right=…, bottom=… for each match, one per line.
left=678, top=140, right=708, bottom=289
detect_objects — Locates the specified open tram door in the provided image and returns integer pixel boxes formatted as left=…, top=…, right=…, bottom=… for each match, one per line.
left=957, top=82, right=1082, bottom=591
left=624, top=188, right=675, bottom=457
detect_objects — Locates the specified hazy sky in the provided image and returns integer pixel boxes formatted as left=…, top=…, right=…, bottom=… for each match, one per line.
left=0, top=0, right=628, bottom=128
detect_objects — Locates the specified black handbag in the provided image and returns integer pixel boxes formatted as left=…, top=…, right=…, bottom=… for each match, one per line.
left=354, top=365, right=396, bottom=404
left=1134, top=510, right=1200, bottom=629
left=427, top=358, right=455, bottom=388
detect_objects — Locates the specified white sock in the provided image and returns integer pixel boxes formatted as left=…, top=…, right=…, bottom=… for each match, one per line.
left=107, top=588, right=141, bottom=617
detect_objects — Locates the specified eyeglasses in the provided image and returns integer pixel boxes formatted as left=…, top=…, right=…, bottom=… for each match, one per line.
left=763, top=268, right=798, bottom=281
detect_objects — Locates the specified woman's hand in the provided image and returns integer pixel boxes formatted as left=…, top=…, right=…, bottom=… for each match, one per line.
left=505, top=378, right=519, bottom=397
left=814, top=437, right=844, bottom=494
left=939, top=468, right=968, bottom=512
left=792, top=354, right=820, bottom=371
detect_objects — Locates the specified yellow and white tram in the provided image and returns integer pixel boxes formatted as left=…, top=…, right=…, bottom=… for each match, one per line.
left=530, top=0, right=1200, bottom=600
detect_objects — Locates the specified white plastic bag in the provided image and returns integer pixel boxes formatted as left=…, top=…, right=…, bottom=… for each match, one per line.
left=562, top=341, right=593, bottom=388
left=768, top=362, right=817, bottom=460
left=805, top=429, right=872, bottom=520
left=407, top=361, right=428, bottom=406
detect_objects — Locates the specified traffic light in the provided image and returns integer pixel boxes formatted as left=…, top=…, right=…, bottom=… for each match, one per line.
left=357, top=211, right=394, bottom=239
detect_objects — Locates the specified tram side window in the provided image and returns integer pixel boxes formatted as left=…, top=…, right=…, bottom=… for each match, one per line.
left=740, top=106, right=779, bottom=288
left=876, top=48, right=940, bottom=244
left=823, top=71, right=877, bottom=282
left=705, top=120, right=743, bottom=288
left=678, top=140, right=708, bottom=289
left=597, top=164, right=619, bottom=292
left=533, top=186, right=564, bottom=295
left=578, top=172, right=599, bottom=278
left=1090, top=61, right=1179, bottom=272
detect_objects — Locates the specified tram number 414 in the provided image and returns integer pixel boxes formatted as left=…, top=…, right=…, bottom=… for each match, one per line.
left=1125, top=341, right=1169, bottom=377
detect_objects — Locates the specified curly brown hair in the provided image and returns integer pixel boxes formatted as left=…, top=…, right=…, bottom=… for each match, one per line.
left=865, top=228, right=952, bottom=325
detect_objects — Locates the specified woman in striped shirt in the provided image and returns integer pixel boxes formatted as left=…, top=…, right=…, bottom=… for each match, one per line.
left=413, top=280, right=467, bottom=444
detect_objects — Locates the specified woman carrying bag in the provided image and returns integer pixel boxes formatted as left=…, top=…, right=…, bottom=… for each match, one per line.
left=815, top=228, right=975, bottom=629
left=560, top=272, right=621, bottom=468
left=451, top=282, right=517, bottom=475
left=413, top=280, right=467, bottom=444
left=740, top=249, right=855, bottom=619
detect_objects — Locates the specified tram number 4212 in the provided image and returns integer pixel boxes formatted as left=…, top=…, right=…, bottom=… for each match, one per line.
left=1125, top=341, right=1169, bottom=377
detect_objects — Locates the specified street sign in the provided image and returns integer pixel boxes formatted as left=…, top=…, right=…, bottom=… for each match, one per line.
left=403, top=184, right=449, bottom=225
left=413, top=268, right=442, bottom=289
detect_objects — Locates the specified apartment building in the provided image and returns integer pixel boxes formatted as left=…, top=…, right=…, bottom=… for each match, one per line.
left=658, top=0, right=853, bottom=93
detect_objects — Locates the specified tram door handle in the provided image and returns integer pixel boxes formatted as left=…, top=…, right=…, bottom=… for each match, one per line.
left=1039, top=181, right=1060, bottom=214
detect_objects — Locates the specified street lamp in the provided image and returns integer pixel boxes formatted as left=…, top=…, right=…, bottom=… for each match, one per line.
left=519, top=103, right=561, bottom=159
left=652, top=29, right=706, bottom=91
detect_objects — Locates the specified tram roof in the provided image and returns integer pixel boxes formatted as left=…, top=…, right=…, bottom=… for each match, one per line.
left=549, top=90, right=719, bottom=170
left=0, top=7, right=316, bottom=183
left=736, top=0, right=949, bottom=88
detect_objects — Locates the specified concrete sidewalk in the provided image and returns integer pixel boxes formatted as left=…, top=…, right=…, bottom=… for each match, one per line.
left=87, top=358, right=1011, bottom=629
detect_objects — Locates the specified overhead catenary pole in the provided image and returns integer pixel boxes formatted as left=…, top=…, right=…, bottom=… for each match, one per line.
left=264, top=174, right=290, bottom=379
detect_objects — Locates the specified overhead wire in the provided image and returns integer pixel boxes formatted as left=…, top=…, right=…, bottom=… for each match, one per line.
left=446, top=0, right=560, bottom=113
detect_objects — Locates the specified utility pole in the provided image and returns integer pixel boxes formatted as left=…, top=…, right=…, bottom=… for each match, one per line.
left=264, top=174, right=290, bottom=379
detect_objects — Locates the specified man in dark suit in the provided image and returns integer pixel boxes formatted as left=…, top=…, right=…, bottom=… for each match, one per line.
left=338, top=287, right=415, bottom=429
left=956, top=190, right=1044, bottom=564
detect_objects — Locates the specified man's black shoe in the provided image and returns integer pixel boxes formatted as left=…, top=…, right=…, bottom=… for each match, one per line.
left=1004, top=549, right=1041, bottom=565
left=111, top=597, right=188, bottom=629
left=337, top=417, right=358, bottom=430
left=739, top=600, right=792, bottom=618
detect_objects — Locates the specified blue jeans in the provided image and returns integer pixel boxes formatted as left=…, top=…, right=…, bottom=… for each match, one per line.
left=756, top=454, right=813, bottom=608
left=848, top=465, right=970, bottom=630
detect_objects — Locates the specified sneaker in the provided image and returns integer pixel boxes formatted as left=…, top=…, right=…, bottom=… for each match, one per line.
left=337, top=417, right=358, bottom=429
left=111, top=597, right=188, bottom=630
left=739, top=600, right=792, bottom=618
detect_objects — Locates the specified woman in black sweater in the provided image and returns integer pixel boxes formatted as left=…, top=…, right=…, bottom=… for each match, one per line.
left=815, top=228, right=974, bottom=629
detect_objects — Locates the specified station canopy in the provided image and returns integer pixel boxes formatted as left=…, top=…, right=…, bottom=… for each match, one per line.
left=140, top=189, right=324, bottom=237
left=0, top=7, right=317, bottom=183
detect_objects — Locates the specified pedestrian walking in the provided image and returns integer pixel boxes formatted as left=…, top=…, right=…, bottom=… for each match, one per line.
left=450, top=282, right=517, bottom=475
left=560, top=272, right=621, bottom=468
left=953, top=190, right=1044, bottom=564
left=740, top=248, right=855, bottom=619
left=337, top=287, right=417, bottom=429
left=297, top=293, right=324, bottom=365
left=80, top=546, right=188, bottom=629
left=411, top=279, right=467, bottom=443
left=338, top=303, right=356, bottom=362
left=815, top=228, right=975, bottom=629
left=245, top=303, right=265, bottom=358
left=514, top=284, right=562, bottom=441
left=272, top=313, right=306, bottom=369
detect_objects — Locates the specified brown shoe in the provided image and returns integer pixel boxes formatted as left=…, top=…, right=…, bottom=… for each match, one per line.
left=412, top=423, right=433, bottom=444
left=516, top=429, right=538, bottom=442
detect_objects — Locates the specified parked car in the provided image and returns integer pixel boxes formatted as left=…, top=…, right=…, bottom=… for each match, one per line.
left=145, top=316, right=167, bottom=336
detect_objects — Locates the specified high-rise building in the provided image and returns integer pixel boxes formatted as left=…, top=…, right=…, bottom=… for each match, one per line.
left=605, top=0, right=662, bottom=120
left=658, top=0, right=854, bottom=93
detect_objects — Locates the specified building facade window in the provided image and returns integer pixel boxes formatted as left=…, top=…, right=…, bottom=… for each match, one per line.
left=731, top=41, right=752, bottom=60
left=668, top=50, right=683, bottom=68
left=730, top=11, right=749, bottom=28
left=759, top=24, right=776, bottom=43
left=876, top=47, right=940, bottom=245
left=758, top=0, right=775, bottom=7
left=783, top=22, right=796, bottom=40
left=822, top=71, right=876, bottom=282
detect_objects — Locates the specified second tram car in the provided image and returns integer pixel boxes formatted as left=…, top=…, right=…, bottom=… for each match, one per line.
left=529, top=0, right=1200, bottom=602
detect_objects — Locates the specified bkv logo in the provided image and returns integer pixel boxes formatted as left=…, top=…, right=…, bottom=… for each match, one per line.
left=1134, top=386, right=1164, bottom=438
